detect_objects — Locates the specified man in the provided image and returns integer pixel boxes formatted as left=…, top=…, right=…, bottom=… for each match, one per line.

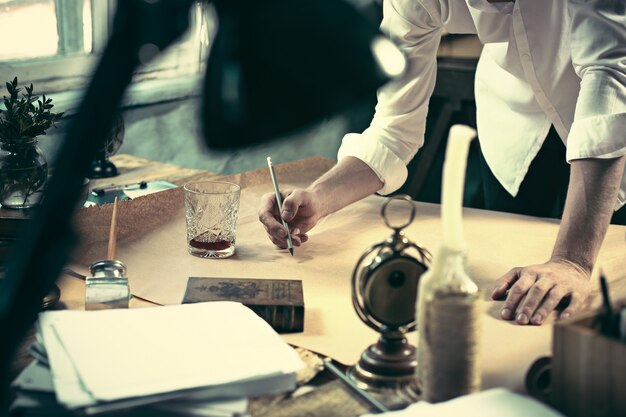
left=258, top=0, right=626, bottom=325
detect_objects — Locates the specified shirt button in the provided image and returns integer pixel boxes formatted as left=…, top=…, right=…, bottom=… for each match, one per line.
left=521, top=53, right=531, bottom=61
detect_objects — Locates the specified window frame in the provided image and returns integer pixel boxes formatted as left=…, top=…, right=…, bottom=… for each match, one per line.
left=0, top=0, right=209, bottom=111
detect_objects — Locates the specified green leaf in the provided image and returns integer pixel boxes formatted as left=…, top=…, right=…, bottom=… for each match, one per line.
left=0, top=78, right=62, bottom=142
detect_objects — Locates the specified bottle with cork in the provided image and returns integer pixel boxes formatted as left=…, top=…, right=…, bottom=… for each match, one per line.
left=416, top=125, right=482, bottom=403
left=85, top=196, right=130, bottom=310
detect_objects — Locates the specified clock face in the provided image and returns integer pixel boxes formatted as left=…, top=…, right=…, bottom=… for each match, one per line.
left=363, top=254, right=426, bottom=327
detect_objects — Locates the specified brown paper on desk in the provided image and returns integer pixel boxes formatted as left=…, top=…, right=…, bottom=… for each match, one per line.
left=69, top=156, right=626, bottom=393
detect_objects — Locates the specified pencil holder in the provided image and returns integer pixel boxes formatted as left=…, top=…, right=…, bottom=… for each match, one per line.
left=550, top=300, right=626, bottom=417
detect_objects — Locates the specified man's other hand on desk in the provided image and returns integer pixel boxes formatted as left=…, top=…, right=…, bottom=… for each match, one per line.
left=491, top=259, right=591, bottom=326
left=258, top=189, right=320, bottom=249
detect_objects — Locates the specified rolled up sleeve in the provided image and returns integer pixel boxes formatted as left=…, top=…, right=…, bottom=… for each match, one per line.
left=337, top=0, right=443, bottom=195
left=566, top=0, right=626, bottom=208
left=566, top=0, right=626, bottom=161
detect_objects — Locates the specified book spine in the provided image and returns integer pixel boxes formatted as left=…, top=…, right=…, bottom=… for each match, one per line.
left=248, top=305, right=304, bottom=333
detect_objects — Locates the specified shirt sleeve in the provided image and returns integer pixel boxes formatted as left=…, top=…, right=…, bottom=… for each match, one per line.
left=566, top=0, right=626, bottom=162
left=337, top=0, right=443, bottom=195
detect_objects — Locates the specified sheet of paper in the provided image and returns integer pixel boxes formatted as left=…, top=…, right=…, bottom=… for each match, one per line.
left=359, top=388, right=564, bottom=417
left=11, top=360, right=55, bottom=393
left=84, top=180, right=178, bottom=207
left=124, top=180, right=177, bottom=199
left=37, top=315, right=96, bottom=409
left=68, top=156, right=626, bottom=393
left=11, top=360, right=249, bottom=416
left=39, top=302, right=303, bottom=403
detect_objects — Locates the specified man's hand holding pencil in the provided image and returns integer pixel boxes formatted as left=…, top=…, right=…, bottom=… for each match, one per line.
left=260, top=157, right=321, bottom=254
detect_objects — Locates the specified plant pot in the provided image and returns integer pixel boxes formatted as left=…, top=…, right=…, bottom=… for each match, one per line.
left=0, top=138, right=48, bottom=209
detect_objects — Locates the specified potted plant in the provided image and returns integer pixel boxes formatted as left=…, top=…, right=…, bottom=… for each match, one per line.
left=0, top=77, right=64, bottom=209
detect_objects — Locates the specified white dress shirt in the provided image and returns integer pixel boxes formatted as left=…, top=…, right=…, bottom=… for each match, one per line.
left=337, top=0, right=626, bottom=210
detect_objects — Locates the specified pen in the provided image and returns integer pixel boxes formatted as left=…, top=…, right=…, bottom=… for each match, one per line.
left=92, top=181, right=148, bottom=196
left=266, top=157, right=294, bottom=256
left=323, top=358, right=389, bottom=413
left=599, top=272, right=616, bottom=336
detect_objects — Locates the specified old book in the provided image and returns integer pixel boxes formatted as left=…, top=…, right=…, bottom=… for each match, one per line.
left=183, top=277, right=304, bottom=333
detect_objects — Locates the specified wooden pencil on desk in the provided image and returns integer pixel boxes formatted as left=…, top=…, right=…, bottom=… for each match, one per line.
left=107, top=196, right=118, bottom=260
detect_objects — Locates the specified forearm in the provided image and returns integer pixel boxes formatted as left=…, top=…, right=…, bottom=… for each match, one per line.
left=552, top=156, right=626, bottom=273
left=308, top=156, right=384, bottom=217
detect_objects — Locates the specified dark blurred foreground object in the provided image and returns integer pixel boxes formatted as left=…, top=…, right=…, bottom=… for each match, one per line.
left=0, top=0, right=404, bottom=410
left=87, top=113, right=125, bottom=179
left=203, top=0, right=405, bottom=149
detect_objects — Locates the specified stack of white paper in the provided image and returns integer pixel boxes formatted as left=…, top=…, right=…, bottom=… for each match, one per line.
left=12, top=302, right=304, bottom=415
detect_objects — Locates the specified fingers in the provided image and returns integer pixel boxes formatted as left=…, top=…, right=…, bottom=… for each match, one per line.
left=258, top=192, right=289, bottom=247
left=559, top=294, right=586, bottom=320
left=259, top=189, right=316, bottom=251
left=290, top=228, right=302, bottom=247
left=496, top=262, right=591, bottom=326
left=258, top=191, right=309, bottom=250
left=528, top=286, right=564, bottom=325
left=280, top=190, right=304, bottom=222
left=259, top=193, right=286, bottom=231
left=515, top=278, right=557, bottom=325
left=268, top=230, right=307, bottom=250
left=290, top=232, right=309, bottom=246
left=492, top=268, right=535, bottom=320
left=491, top=268, right=521, bottom=300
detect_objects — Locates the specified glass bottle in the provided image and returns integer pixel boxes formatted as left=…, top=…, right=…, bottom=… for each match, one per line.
left=415, top=124, right=481, bottom=403
left=416, top=245, right=481, bottom=403
left=85, top=260, right=131, bottom=310
left=0, top=138, right=48, bottom=209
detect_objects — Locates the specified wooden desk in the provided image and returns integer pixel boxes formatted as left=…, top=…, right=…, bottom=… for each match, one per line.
left=10, top=154, right=626, bottom=416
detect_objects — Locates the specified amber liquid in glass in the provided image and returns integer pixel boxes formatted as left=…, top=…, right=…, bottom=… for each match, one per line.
left=189, top=238, right=233, bottom=251
left=188, top=234, right=235, bottom=258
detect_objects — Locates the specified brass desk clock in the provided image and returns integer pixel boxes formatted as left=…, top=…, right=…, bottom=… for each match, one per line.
left=348, top=194, right=431, bottom=390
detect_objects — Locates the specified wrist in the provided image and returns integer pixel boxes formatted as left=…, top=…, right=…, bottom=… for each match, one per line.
left=549, top=255, right=593, bottom=277
left=306, top=183, right=333, bottom=218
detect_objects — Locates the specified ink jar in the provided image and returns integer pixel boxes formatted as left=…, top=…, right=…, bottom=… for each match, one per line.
left=85, top=259, right=130, bottom=310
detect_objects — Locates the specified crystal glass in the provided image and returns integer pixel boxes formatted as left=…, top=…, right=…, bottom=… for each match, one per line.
left=184, top=181, right=241, bottom=259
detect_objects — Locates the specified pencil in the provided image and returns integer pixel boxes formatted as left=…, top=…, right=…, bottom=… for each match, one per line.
left=323, top=358, right=389, bottom=413
left=107, top=196, right=119, bottom=260
left=599, top=271, right=615, bottom=335
left=267, top=157, right=294, bottom=256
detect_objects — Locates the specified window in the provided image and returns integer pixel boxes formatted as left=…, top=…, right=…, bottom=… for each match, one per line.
left=0, top=0, right=211, bottom=107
